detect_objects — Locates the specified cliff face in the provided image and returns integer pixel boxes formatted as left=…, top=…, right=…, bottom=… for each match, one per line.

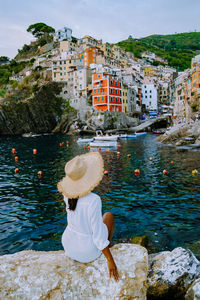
left=0, top=82, right=65, bottom=135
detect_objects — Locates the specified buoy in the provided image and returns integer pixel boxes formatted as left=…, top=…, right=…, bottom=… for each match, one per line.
left=59, top=143, right=62, bottom=147
left=33, top=149, right=37, bottom=155
left=163, top=169, right=167, bottom=175
left=12, top=148, right=16, bottom=154
left=38, top=171, right=43, bottom=176
left=192, top=169, right=198, bottom=175
left=15, top=156, right=18, bottom=161
left=66, top=141, right=69, bottom=144
left=87, top=146, right=90, bottom=150
left=106, top=149, right=110, bottom=153
left=117, top=145, right=121, bottom=148
left=117, top=151, right=120, bottom=155
left=171, top=160, right=174, bottom=164
left=149, top=157, right=153, bottom=161
left=104, top=170, right=108, bottom=175
left=15, top=168, right=19, bottom=173
left=98, top=147, right=101, bottom=151
left=134, top=169, right=140, bottom=175
left=127, top=154, right=131, bottom=158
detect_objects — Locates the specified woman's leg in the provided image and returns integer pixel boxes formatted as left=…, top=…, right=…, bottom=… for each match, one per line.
left=103, top=212, right=115, bottom=242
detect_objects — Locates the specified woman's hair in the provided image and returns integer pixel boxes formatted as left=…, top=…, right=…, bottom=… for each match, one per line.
left=68, top=198, right=78, bottom=211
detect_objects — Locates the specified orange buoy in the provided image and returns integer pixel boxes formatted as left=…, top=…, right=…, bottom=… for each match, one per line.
left=117, top=145, right=121, bottom=148
left=12, top=148, right=16, bottom=154
left=15, top=168, right=19, bottom=173
left=163, top=169, right=167, bottom=175
left=59, top=143, right=62, bottom=147
left=98, top=147, right=101, bottom=151
left=87, top=146, right=90, bottom=150
left=33, top=149, right=37, bottom=155
left=117, top=151, right=120, bottom=155
left=127, top=154, right=131, bottom=158
left=38, top=171, right=43, bottom=176
left=149, top=157, right=153, bottom=161
left=134, top=169, right=140, bottom=175
left=106, top=149, right=110, bottom=153
left=104, top=170, right=108, bottom=175
left=171, top=160, right=174, bottom=164
left=15, top=156, right=19, bottom=161
left=66, top=141, right=69, bottom=144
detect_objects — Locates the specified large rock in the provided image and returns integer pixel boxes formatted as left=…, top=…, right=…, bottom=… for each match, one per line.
left=147, top=247, right=200, bottom=299
left=0, top=243, right=148, bottom=300
left=185, top=278, right=200, bottom=300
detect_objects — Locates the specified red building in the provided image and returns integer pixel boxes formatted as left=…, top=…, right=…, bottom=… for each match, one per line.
left=92, top=72, right=122, bottom=112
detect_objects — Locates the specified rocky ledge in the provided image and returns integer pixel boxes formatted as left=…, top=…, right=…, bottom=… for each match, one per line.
left=0, top=244, right=148, bottom=300
left=1, top=245, right=200, bottom=299
left=156, top=122, right=200, bottom=149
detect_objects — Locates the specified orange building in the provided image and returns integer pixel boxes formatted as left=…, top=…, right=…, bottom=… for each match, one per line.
left=81, top=47, right=103, bottom=67
left=92, top=72, right=122, bottom=112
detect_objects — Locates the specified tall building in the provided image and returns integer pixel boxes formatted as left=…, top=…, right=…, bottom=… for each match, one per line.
left=54, top=27, right=72, bottom=42
left=92, top=71, right=122, bottom=112
left=142, top=79, right=158, bottom=112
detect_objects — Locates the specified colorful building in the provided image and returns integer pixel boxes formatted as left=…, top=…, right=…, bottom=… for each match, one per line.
left=122, top=85, right=128, bottom=113
left=92, top=72, right=122, bottom=112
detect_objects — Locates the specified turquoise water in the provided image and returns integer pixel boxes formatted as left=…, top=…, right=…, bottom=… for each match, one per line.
left=0, top=134, right=200, bottom=255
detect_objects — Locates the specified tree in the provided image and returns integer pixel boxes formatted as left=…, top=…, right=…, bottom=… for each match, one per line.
left=0, top=56, right=9, bottom=63
left=27, top=23, right=55, bottom=39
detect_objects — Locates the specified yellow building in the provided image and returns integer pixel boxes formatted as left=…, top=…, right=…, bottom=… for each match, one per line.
left=144, top=66, right=154, bottom=77
left=191, top=67, right=200, bottom=97
left=59, top=40, right=77, bottom=53
left=52, top=55, right=71, bottom=81
left=122, top=85, right=128, bottom=113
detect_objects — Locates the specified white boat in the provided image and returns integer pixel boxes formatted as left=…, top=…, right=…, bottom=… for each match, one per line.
left=135, top=132, right=147, bottom=136
left=123, top=134, right=137, bottom=139
left=94, top=130, right=119, bottom=141
left=89, top=141, right=118, bottom=148
left=77, top=137, right=94, bottom=144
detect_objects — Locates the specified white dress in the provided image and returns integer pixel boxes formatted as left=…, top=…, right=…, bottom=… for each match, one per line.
left=62, top=192, right=110, bottom=263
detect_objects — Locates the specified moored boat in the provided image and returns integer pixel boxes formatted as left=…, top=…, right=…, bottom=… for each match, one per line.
left=89, top=141, right=118, bottom=148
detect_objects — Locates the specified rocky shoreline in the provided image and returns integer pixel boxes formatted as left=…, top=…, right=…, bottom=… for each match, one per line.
left=156, top=122, right=200, bottom=150
left=1, top=242, right=200, bottom=299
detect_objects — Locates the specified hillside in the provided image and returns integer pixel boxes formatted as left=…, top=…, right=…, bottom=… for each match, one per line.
left=117, top=32, right=200, bottom=71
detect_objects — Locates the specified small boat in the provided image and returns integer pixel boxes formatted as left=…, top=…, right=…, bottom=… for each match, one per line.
left=89, top=141, right=118, bottom=148
left=135, top=132, right=147, bottom=136
left=94, top=130, right=119, bottom=141
left=77, top=138, right=94, bottom=144
left=152, top=129, right=166, bottom=134
left=124, top=134, right=137, bottom=139
left=22, top=133, right=42, bottom=137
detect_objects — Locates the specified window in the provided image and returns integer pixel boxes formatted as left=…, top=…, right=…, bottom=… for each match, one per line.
left=64, top=67, right=66, bottom=70
left=145, top=90, right=147, bottom=93
left=102, top=96, right=104, bottom=100
left=54, top=73, right=56, bottom=78
left=111, top=97, right=113, bottom=102
left=150, top=95, right=152, bottom=98
left=60, top=73, right=62, bottom=76
left=94, top=90, right=96, bottom=93
left=111, top=88, right=113, bottom=93
left=115, top=98, right=117, bottom=102
left=119, top=90, right=121, bottom=95
left=93, top=54, right=95, bottom=57
left=150, top=90, right=152, bottom=93
left=110, top=80, right=113, bottom=85
left=145, top=96, right=147, bottom=98
left=98, top=89, right=99, bottom=93
left=98, top=97, right=100, bottom=101
left=60, top=61, right=62, bottom=65
left=64, top=72, right=66, bottom=75
left=98, top=74, right=100, bottom=78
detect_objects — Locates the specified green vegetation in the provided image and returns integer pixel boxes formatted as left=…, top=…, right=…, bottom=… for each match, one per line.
left=117, top=32, right=200, bottom=71
left=0, top=60, right=34, bottom=87
left=64, top=100, right=77, bottom=114
left=0, top=56, right=9, bottom=63
left=27, top=22, right=55, bottom=39
left=0, top=89, right=6, bottom=97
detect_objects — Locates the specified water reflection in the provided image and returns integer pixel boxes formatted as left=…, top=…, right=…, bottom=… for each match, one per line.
left=0, top=134, right=200, bottom=255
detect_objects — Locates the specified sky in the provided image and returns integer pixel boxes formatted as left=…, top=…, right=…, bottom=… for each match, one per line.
left=0, top=0, right=199, bottom=58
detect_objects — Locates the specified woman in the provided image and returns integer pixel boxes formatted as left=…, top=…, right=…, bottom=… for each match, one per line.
left=58, top=151, right=119, bottom=281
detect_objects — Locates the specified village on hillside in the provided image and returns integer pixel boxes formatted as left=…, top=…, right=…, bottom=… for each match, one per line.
left=2, top=25, right=200, bottom=123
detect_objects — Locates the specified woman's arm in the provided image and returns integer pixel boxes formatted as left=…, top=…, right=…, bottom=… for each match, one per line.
left=102, top=246, right=119, bottom=281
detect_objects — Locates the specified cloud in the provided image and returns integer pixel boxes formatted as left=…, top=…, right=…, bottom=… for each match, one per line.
left=0, top=0, right=199, bottom=58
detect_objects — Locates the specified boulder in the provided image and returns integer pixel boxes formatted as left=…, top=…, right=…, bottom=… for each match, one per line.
left=147, top=247, right=200, bottom=299
left=0, top=243, right=148, bottom=300
left=185, top=278, right=200, bottom=300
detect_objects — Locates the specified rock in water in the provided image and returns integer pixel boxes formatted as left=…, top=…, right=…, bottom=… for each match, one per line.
left=0, top=244, right=148, bottom=300
left=185, top=278, right=200, bottom=300
left=147, top=247, right=200, bottom=299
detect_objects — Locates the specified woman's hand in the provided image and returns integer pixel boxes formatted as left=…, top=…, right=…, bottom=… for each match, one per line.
left=107, top=259, right=119, bottom=281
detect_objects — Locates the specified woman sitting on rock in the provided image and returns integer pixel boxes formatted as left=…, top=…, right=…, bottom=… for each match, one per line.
left=58, top=152, right=119, bottom=281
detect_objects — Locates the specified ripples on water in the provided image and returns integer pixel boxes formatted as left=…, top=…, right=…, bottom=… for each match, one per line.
left=0, top=134, right=200, bottom=255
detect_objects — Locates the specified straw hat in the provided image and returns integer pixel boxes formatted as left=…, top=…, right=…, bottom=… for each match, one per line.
left=57, top=152, right=104, bottom=198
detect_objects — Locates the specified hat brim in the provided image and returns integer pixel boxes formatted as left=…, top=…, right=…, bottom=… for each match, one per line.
left=57, top=152, right=104, bottom=198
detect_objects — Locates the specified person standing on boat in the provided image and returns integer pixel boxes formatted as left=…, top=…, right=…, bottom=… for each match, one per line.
left=57, top=152, right=119, bottom=281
